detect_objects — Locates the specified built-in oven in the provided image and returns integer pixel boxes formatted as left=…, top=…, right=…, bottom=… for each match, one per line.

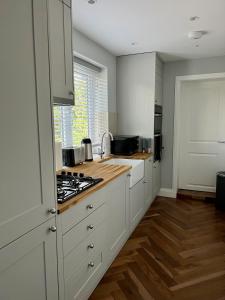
left=154, top=105, right=162, bottom=134
left=154, top=133, right=162, bottom=162
left=154, top=105, right=163, bottom=162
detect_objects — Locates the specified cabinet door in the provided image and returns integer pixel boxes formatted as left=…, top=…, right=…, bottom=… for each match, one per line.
left=144, top=157, right=153, bottom=209
left=48, top=0, right=74, bottom=104
left=0, top=0, right=56, bottom=248
left=130, top=180, right=145, bottom=231
left=107, top=174, right=129, bottom=259
left=0, top=219, right=58, bottom=300
left=153, top=161, right=161, bottom=199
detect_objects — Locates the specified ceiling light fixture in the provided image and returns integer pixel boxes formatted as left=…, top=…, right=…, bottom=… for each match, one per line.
left=190, top=16, right=200, bottom=21
left=88, top=0, right=97, bottom=4
left=188, top=30, right=206, bottom=40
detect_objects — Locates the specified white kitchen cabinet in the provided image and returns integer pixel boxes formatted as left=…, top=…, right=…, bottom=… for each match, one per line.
left=48, top=0, right=74, bottom=104
left=117, top=52, right=164, bottom=137
left=155, top=55, right=163, bottom=105
left=0, top=219, right=58, bottom=300
left=130, top=179, right=145, bottom=232
left=62, top=205, right=107, bottom=300
left=0, top=0, right=56, bottom=248
left=107, top=173, right=130, bottom=260
left=144, top=157, right=153, bottom=209
left=153, top=161, right=161, bottom=199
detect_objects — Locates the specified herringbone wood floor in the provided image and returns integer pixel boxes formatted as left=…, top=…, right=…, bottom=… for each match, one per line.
left=90, top=196, right=225, bottom=300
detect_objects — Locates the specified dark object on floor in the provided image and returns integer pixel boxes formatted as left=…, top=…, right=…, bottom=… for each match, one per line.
left=216, top=171, right=225, bottom=210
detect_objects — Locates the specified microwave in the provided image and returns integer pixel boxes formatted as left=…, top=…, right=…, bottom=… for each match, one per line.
left=111, top=135, right=139, bottom=156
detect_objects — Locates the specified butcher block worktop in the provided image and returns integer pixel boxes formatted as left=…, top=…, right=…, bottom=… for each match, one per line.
left=103, top=152, right=152, bottom=161
left=57, top=161, right=131, bottom=214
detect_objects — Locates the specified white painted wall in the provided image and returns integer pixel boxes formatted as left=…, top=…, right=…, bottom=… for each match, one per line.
left=73, top=29, right=117, bottom=133
left=117, top=53, right=155, bottom=138
left=161, top=55, right=225, bottom=189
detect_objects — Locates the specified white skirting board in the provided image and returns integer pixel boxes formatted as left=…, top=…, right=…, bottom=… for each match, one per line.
left=158, top=188, right=177, bottom=198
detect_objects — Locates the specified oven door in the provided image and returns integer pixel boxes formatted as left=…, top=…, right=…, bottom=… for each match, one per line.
left=154, top=134, right=162, bottom=162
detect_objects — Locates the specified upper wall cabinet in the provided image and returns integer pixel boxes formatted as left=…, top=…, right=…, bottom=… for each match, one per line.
left=154, top=55, right=163, bottom=106
left=0, top=0, right=56, bottom=248
left=48, top=0, right=74, bottom=105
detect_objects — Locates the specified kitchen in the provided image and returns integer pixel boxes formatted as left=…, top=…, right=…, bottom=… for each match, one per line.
left=1, top=1, right=225, bottom=300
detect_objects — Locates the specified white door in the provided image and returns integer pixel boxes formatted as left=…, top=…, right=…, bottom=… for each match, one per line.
left=179, top=79, right=225, bottom=192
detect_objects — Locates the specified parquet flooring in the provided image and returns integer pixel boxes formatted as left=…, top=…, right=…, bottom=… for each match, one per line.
left=89, top=196, right=225, bottom=300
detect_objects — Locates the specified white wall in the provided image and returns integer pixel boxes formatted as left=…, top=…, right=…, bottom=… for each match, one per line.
left=162, top=55, right=225, bottom=189
left=117, top=53, right=155, bottom=138
left=73, top=29, right=117, bottom=133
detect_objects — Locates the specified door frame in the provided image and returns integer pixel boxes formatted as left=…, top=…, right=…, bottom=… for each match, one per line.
left=172, top=72, right=225, bottom=194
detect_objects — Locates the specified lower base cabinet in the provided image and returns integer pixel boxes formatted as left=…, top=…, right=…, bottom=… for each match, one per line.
left=153, top=160, right=161, bottom=199
left=144, top=178, right=153, bottom=209
left=107, top=174, right=130, bottom=260
left=0, top=219, right=58, bottom=300
left=130, top=179, right=145, bottom=232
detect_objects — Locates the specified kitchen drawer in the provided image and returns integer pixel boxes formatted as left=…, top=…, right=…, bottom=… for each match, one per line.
left=61, top=187, right=106, bottom=234
left=65, top=253, right=103, bottom=300
left=63, top=203, right=107, bottom=257
left=64, top=223, right=106, bottom=280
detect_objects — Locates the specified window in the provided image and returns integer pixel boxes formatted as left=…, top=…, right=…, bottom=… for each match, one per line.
left=54, top=58, right=108, bottom=149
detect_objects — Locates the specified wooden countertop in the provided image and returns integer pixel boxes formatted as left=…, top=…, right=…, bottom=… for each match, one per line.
left=57, top=161, right=131, bottom=214
left=96, top=152, right=153, bottom=162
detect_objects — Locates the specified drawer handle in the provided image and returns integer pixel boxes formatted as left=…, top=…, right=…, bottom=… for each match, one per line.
left=88, top=262, right=95, bottom=268
left=88, top=243, right=94, bottom=249
left=127, top=174, right=131, bottom=177
left=87, top=224, right=94, bottom=230
left=87, top=204, right=94, bottom=210
left=48, top=208, right=56, bottom=215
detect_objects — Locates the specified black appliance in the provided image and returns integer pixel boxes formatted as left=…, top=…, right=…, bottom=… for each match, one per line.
left=154, top=134, right=162, bottom=162
left=154, top=105, right=163, bottom=162
left=57, top=171, right=103, bottom=203
left=111, top=135, right=139, bottom=156
left=154, top=105, right=162, bottom=134
left=215, top=172, right=225, bottom=210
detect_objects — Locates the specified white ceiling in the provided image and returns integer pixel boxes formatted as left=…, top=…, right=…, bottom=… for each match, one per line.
left=72, top=0, right=225, bottom=61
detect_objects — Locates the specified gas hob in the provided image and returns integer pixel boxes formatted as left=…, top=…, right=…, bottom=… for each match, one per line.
left=57, top=171, right=103, bottom=203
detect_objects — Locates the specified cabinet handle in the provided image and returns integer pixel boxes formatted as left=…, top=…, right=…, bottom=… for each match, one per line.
left=88, top=262, right=95, bottom=268
left=48, top=208, right=56, bottom=215
left=49, top=225, right=57, bottom=232
left=88, top=243, right=94, bottom=249
left=69, top=91, right=74, bottom=96
left=143, top=181, right=147, bottom=184
left=87, top=204, right=94, bottom=210
left=87, top=224, right=94, bottom=230
left=127, top=174, right=131, bottom=177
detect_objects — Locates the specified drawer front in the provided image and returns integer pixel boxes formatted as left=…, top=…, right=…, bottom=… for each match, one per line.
left=65, top=253, right=103, bottom=300
left=63, top=203, right=107, bottom=257
left=61, top=187, right=106, bottom=234
left=64, top=223, right=106, bottom=280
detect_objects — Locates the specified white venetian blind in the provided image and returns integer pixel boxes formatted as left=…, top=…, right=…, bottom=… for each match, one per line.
left=53, top=58, right=108, bottom=149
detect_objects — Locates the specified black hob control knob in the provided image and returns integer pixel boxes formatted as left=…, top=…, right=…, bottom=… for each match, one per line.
left=67, top=172, right=72, bottom=176
left=79, top=173, right=84, bottom=178
left=73, top=172, right=78, bottom=177
left=61, top=171, right=66, bottom=175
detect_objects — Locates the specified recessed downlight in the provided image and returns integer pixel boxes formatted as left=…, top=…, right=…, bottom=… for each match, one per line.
left=88, top=0, right=97, bottom=4
left=190, top=16, right=200, bottom=21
